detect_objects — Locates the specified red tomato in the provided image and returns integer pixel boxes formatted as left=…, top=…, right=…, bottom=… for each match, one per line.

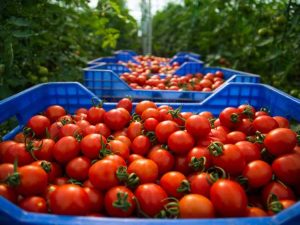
left=83, top=187, right=104, bottom=213
left=103, top=155, right=126, bottom=167
left=127, top=121, right=143, bottom=141
left=52, top=136, right=80, bottom=164
left=174, top=155, right=191, bottom=175
left=188, top=172, right=211, bottom=198
left=49, top=122, right=62, bottom=140
left=130, top=135, right=151, bottom=156
left=27, top=115, right=51, bottom=137
left=45, top=105, right=66, bottom=122
left=141, top=108, right=160, bottom=121
left=186, top=147, right=212, bottom=171
left=31, top=160, right=62, bottom=183
left=264, top=128, right=297, bottom=156
left=273, top=116, right=290, bottom=128
left=115, top=135, right=131, bottom=147
left=245, top=207, right=268, bottom=217
left=59, top=124, right=81, bottom=138
left=134, top=183, right=168, bottom=217
left=210, top=143, right=246, bottom=176
left=272, top=153, right=300, bottom=186
left=252, top=116, right=279, bottom=133
left=66, top=156, right=91, bottom=181
left=17, top=165, right=48, bottom=196
left=33, top=139, right=55, bottom=161
left=107, top=140, right=129, bottom=160
left=127, top=159, right=158, bottom=184
left=117, top=98, right=133, bottom=113
left=95, top=123, right=111, bottom=138
left=160, top=171, right=189, bottom=198
left=147, top=148, right=175, bottom=175
left=104, top=186, right=136, bottom=217
left=210, top=179, right=248, bottom=217
left=199, top=111, right=214, bottom=119
left=168, top=130, right=195, bottom=155
left=242, top=160, right=273, bottom=188
left=80, top=134, right=107, bottom=159
left=235, top=118, right=255, bottom=135
left=53, top=177, right=68, bottom=186
left=226, top=131, right=246, bottom=144
left=49, top=184, right=90, bottom=215
left=144, top=118, right=159, bottom=131
left=238, top=104, right=256, bottom=119
left=261, top=181, right=296, bottom=206
left=185, top=115, right=211, bottom=138
left=75, top=120, right=90, bottom=131
left=3, top=143, right=34, bottom=166
left=19, top=196, right=47, bottom=213
left=0, top=184, right=17, bottom=203
left=87, top=106, right=105, bottom=125
left=135, top=100, right=157, bottom=116
left=0, top=141, right=16, bottom=162
left=0, top=163, right=14, bottom=182
left=89, top=159, right=119, bottom=191
left=219, top=107, right=241, bottom=129
left=104, top=109, right=130, bottom=131
left=155, top=120, right=179, bottom=144
left=179, top=194, right=215, bottom=218
left=128, top=154, right=144, bottom=164
left=235, top=141, right=261, bottom=163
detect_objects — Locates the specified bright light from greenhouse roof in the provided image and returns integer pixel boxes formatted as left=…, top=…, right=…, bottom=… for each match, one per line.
left=88, top=0, right=183, bottom=22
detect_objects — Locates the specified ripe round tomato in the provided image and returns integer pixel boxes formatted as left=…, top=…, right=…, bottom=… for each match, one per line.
left=89, top=159, right=119, bottom=191
left=115, top=135, right=131, bottom=147
left=127, top=159, right=158, bottom=184
left=104, top=186, right=136, bottom=217
left=185, top=115, right=211, bottom=138
left=210, top=143, right=246, bottom=176
left=103, top=155, right=126, bottom=167
left=135, top=101, right=157, bottom=116
left=235, top=141, right=261, bottom=163
left=117, top=98, right=133, bottom=113
left=83, top=187, right=104, bottom=213
left=0, top=141, right=16, bottom=162
left=0, top=163, right=14, bottom=182
left=186, top=146, right=212, bottom=171
left=80, top=134, right=107, bottom=159
left=59, top=124, right=81, bottom=138
left=52, top=136, right=80, bottom=164
left=17, top=165, right=48, bottom=196
left=107, top=140, right=129, bottom=160
left=19, top=196, right=47, bottom=213
left=210, top=179, right=248, bottom=217
left=242, top=160, right=273, bottom=188
left=87, top=106, right=105, bottom=125
left=188, top=172, right=211, bottom=198
left=33, top=139, right=55, bottom=161
left=174, top=155, right=191, bottom=175
left=179, top=194, right=215, bottom=218
left=104, top=109, right=130, bottom=131
left=49, top=184, right=90, bottom=215
left=127, top=121, right=143, bottom=141
left=3, top=143, right=34, bottom=166
left=252, top=115, right=279, bottom=133
left=134, top=183, right=168, bottom=217
left=45, top=105, right=66, bottom=122
left=264, top=128, right=297, bottom=156
left=66, top=156, right=91, bottom=181
left=272, top=153, right=300, bottom=186
left=144, top=118, right=159, bottom=131
left=141, top=108, right=160, bottom=121
left=27, top=115, right=51, bottom=137
left=31, top=160, right=62, bottom=183
left=273, top=116, right=290, bottom=128
left=160, top=171, right=188, bottom=198
left=235, top=118, right=255, bottom=135
left=128, top=154, right=144, bottom=164
left=0, top=184, right=17, bottom=203
left=168, top=130, right=195, bottom=155
left=155, top=120, right=179, bottom=144
left=219, top=107, right=241, bottom=129
left=147, top=148, right=174, bottom=175
left=130, top=135, right=151, bottom=156
left=226, top=131, right=246, bottom=144
left=245, top=207, right=267, bottom=217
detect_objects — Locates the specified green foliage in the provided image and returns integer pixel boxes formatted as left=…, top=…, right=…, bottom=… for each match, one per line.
left=152, top=0, right=300, bottom=97
left=0, top=0, right=138, bottom=99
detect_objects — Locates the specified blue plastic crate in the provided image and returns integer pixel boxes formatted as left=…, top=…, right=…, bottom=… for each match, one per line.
left=114, top=49, right=138, bottom=56
left=169, top=56, right=203, bottom=65
left=83, top=62, right=260, bottom=102
left=0, top=82, right=300, bottom=225
left=174, top=52, right=201, bottom=60
left=114, top=51, right=140, bottom=64
left=87, top=57, right=119, bottom=67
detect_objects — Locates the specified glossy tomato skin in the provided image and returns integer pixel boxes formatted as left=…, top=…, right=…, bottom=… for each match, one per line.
left=59, top=124, right=81, bottom=138
left=252, top=116, right=279, bottom=133
left=245, top=207, right=268, bottom=217
left=210, top=179, right=248, bottom=217
left=117, top=98, right=133, bottom=113
left=147, top=148, right=174, bottom=175
left=27, top=115, right=51, bottom=137
left=49, top=184, right=90, bottom=215
left=52, top=136, right=80, bottom=164
left=83, top=187, right=104, bottom=213
left=19, top=196, right=48, bottom=213
left=127, top=159, right=158, bottom=184
left=130, top=135, right=151, bottom=156
left=0, top=184, right=17, bottom=203
left=235, top=141, right=261, bottom=163
left=87, top=107, right=105, bottom=125
left=3, top=143, right=34, bottom=166
left=272, top=153, right=300, bottom=186
left=66, top=156, right=91, bottom=181
left=226, top=131, right=246, bottom=144
left=45, top=105, right=66, bottom=123
left=89, top=159, right=119, bottom=191
left=134, top=183, right=168, bottom=217
left=219, top=107, right=241, bottom=129
left=17, top=165, right=48, bottom=196
left=104, top=109, right=130, bottom=131
left=188, top=172, right=211, bottom=198
left=155, top=120, right=179, bottom=144
left=273, top=116, right=290, bottom=128
left=144, top=118, right=159, bottom=131
left=135, top=101, right=157, bottom=116
left=81, top=134, right=107, bottom=160
left=242, top=160, right=273, bottom=188
left=186, top=146, right=212, bottom=171
left=185, top=115, right=211, bottom=138
left=179, top=194, right=215, bottom=218
left=126, top=121, right=143, bottom=141
left=0, top=163, right=14, bottom=182
left=0, top=141, right=16, bottom=162
left=104, top=186, right=136, bottom=217
left=168, top=130, right=195, bottom=155
left=33, top=139, right=55, bottom=161
left=107, top=140, right=129, bottom=160
left=31, top=160, right=62, bottom=183
left=264, top=128, right=297, bottom=156
left=160, top=171, right=187, bottom=198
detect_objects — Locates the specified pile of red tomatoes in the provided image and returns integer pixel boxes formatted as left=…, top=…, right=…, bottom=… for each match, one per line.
left=0, top=98, right=299, bottom=219
left=120, top=71, right=225, bottom=91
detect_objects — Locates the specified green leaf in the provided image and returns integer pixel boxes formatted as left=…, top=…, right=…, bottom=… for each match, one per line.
left=7, top=17, right=30, bottom=27
left=257, top=37, right=274, bottom=47
left=12, top=30, right=34, bottom=38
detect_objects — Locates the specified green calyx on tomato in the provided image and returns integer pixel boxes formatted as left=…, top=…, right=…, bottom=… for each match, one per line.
left=267, top=193, right=283, bottom=214
left=112, top=191, right=132, bottom=212
left=5, top=159, right=20, bottom=187
left=40, top=161, right=52, bottom=173
left=176, top=180, right=191, bottom=193
left=116, top=166, right=140, bottom=188
left=189, top=156, right=206, bottom=172
left=207, top=166, right=227, bottom=184
left=208, top=142, right=224, bottom=157
left=230, top=113, right=240, bottom=123
left=155, top=197, right=179, bottom=219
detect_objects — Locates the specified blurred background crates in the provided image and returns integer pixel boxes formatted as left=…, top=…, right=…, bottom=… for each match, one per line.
left=1, top=81, right=300, bottom=224
left=83, top=62, right=260, bottom=102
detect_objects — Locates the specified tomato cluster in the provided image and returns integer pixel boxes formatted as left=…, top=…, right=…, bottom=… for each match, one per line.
left=120, top=71, right=225, bottom=91
left=0, top=99, right=299, bottom=219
